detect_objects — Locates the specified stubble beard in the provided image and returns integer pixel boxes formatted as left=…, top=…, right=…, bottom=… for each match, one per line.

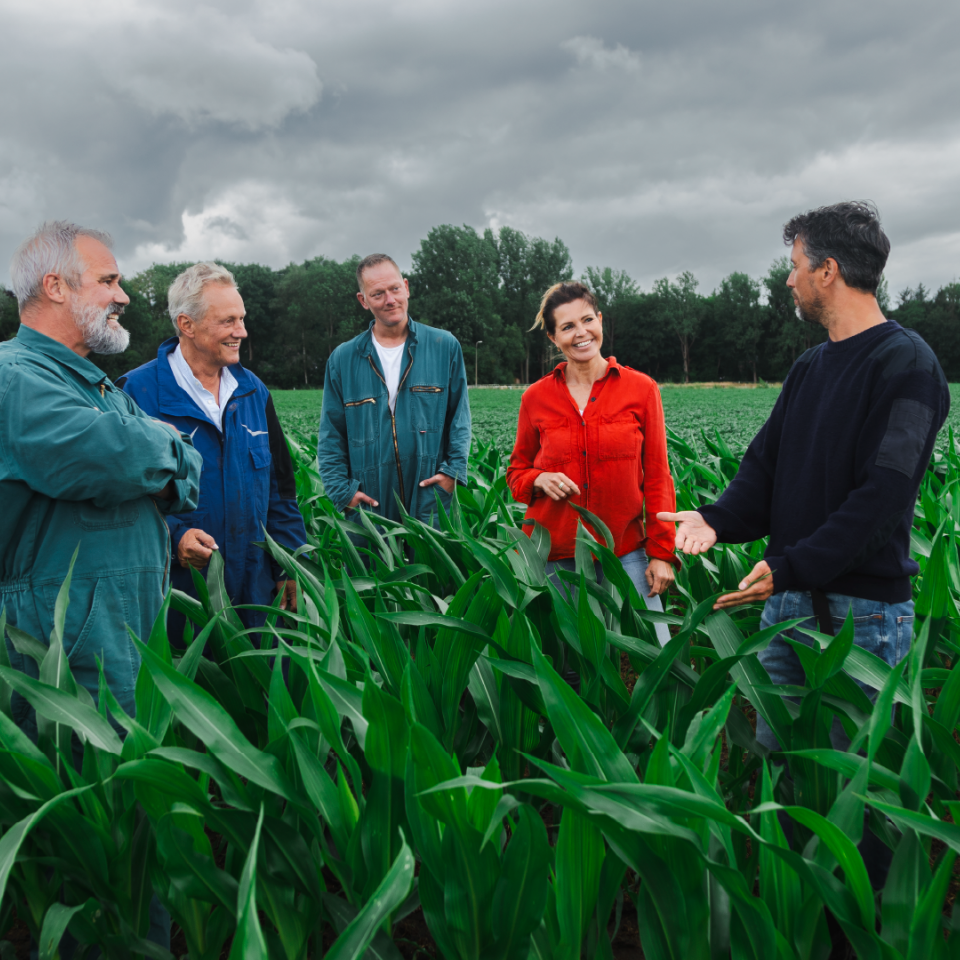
left=73, top=300, right=130, bottom=355
left=795, top=292, right=827, bottom=329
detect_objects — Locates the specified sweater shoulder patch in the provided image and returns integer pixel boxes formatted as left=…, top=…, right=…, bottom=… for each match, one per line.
left=876, top=398, right=935, bottom=478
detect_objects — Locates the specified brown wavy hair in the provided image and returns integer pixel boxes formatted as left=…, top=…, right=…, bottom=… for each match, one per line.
left=530, top=281, right=599, bottom=334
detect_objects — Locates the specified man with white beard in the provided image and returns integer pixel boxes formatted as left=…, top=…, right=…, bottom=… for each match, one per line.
left=0, top=221, right=202, bottom=736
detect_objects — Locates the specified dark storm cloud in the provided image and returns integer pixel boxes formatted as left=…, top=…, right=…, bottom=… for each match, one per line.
left=1, top=0, right=958, bottom=296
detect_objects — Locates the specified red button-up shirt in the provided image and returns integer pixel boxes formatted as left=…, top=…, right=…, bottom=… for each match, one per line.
left=506, top=358, right=677, bottom=563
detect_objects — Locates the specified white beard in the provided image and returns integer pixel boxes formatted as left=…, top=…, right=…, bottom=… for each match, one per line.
left=73, top=300, right=130, bottom=355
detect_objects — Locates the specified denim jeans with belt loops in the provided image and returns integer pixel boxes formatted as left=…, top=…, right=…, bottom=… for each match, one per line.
left=756, top=590, right=915, bottom=753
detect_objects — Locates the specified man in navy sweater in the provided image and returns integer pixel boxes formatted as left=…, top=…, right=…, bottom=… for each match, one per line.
left=659, top=201, right=949, bottom=753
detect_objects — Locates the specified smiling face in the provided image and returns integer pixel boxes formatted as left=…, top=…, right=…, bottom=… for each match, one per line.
left=179, top=282, right=247, bottom=368
left=357, top=262, right=410, bottom=331
left=70, top=236, right=131, bottom=354
left=548, top=298, right=604, bottom=363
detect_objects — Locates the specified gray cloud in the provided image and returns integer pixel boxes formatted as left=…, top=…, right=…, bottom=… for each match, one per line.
left=1, top=0, right=958, bottom=299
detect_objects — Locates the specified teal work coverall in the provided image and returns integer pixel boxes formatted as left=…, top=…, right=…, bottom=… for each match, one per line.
left=317, top=319, right=470, bottom=524
left=0, top=325, right=202, bottom=732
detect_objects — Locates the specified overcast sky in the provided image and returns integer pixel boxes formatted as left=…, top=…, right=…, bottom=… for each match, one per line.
left=2, top=0, right=959, bottom=298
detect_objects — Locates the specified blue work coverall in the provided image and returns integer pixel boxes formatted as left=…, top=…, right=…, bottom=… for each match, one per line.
left=318, top=319, right=470, bottom=523
left=120, top=338, right=308, bottom=635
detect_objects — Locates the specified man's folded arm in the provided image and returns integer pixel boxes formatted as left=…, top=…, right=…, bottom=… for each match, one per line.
left=0, top=372, right=202, bottom=508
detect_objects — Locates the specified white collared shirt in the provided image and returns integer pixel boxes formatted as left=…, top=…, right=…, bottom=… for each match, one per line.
left=168, top=344, right=238, bottom=432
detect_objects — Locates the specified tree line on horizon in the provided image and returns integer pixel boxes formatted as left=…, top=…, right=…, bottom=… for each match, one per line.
left=2, top=223, right=959, bottom=386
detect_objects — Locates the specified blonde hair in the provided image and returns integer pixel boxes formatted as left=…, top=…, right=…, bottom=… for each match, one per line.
left=530, top=281, right=599, bottom=334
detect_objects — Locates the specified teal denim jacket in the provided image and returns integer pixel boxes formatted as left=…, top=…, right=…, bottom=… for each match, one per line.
left=0, top=326, right=202, bottom=729
left=318, top=320, right=470, bottom=523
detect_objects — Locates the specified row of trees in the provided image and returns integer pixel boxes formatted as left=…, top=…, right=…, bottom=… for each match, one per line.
left=2, top=225, right=959, bottom=384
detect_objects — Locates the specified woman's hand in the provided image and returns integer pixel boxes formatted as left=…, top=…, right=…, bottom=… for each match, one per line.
left=645, top=557, right=675, bottom=597
left=533, top=472, right=581, bottom=501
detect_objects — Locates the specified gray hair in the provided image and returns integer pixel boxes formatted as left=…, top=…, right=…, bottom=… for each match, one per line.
left=10, top=221, right=114, bottom=310
left=167, top=262, right=238, bottom=334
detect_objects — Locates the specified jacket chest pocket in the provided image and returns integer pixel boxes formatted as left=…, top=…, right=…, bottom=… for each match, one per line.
left=249, top=446, right=271, bottom=509
left=73, top=501, right=139, bottom=530
left=538, top=418, right=573, bottom=467
left=410, top=384, right=445, bottom=432
left=599, top=416, right=640, bottom=461
left=344, top=397, right=378, bottom=445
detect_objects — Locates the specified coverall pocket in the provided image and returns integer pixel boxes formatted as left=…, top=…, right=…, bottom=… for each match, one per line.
left=73, top=501, right=139, bottom=529
left=41, top=576, right=109, bottom=698
left=344, top=398, right=378, bottom=445
left=410, top=385, right=445, bottom=432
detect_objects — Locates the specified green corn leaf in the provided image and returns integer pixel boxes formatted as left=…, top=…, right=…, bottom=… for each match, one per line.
left=130, top=635, right=296, bottom=801
left=468, top=656, right=503, bottom=745
left=705, top=611, right=794, bottom=749
left=3, top=623, right=49, bottom=670
left=0, top=782, right=95, bottom=905
left=529, top=642, right=638, bottom=783
left=376, top=610, right=491, bottom=642
left=228, top=804, right=267, bottom=960
left=325, top=830, right=415, bottom=960
left=554, top=807, right=605, bottom=955
left=0, top=667, right=122, bottom=755
left=38, top=899, right=96, bottom=960
left=907, top=848, right=956, bottom=960
left=490, top=805, right=552, bottom=958
left=811, top=609, right=856, bottom=689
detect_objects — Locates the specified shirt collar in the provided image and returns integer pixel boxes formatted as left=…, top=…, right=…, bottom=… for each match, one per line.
left=551, top=356, right=622, bottom=380
left=15, top=324, right=110, bottom=385
left=358, top=317, right=419, bottom=356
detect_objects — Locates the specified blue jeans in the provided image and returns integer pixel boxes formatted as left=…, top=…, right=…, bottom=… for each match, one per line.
left=546, top=547, right=671, bottom=646
left=755, top=590, right=914, bottom=752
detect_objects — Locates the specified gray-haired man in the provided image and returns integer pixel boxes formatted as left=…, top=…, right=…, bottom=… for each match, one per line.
left=120, top=262, right=308, bottom=642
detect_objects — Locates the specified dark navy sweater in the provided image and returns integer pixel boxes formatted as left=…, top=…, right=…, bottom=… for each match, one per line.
left=698, top=321, right=949, bottom=602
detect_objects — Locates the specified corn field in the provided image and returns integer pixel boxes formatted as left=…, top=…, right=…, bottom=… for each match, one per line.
left=1, top=424, right=959, bottom=959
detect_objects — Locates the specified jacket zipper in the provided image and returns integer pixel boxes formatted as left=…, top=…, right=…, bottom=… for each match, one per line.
left=345, top=398, right=377, bottom=407
left=410, top=386, right=442, bottom=393
left=367, top=352, right=414, bottom=506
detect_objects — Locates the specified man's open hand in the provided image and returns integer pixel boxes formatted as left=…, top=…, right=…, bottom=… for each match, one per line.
left=657, top=510, right=718, bottom=555
left=713, top=560, right=774, bottom=610
left=419, top=472, right=455, bottom=493
left=178, top=528, right=218, bottom=569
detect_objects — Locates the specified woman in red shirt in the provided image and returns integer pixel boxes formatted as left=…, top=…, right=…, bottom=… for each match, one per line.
left=506, top=281, right=678, bottom=644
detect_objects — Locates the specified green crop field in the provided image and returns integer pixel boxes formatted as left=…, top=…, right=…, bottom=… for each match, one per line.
left=273, top=383, right=960, bottom=454
left=4, top=407, right=959, bottom=958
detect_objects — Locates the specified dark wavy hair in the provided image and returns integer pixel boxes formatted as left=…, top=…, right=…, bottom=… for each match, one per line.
left=782, top=201, right=890, bottom=295
left=530, top=281, right=599, bottom=334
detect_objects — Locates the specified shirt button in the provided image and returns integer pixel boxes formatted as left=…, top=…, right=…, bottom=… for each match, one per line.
left=590, top=397, right=596, bottom=402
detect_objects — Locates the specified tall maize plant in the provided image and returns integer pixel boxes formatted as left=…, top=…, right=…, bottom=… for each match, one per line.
left=0, top=425, right=958, bottom=958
